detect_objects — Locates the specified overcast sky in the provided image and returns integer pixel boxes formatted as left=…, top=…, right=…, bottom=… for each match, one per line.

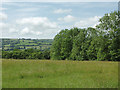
left=0, top=2, right=118, bottom=39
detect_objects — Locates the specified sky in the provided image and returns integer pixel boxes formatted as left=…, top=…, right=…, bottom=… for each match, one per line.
left=0, top=2, right=118, bottom=39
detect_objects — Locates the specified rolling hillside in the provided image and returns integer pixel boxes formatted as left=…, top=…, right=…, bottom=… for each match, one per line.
left=2, top=38, right=53, bottom=51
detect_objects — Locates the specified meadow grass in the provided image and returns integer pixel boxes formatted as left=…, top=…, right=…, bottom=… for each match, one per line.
left=2, top=59, right=118, bottom=88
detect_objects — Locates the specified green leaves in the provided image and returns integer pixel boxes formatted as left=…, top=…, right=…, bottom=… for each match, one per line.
left=51, top=11, right=120, bottom=61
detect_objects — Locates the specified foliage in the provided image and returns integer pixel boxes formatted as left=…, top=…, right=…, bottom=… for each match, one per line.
left=2, top=48, right=50, bottom=60
left=51, top=11, right=120, bottom=61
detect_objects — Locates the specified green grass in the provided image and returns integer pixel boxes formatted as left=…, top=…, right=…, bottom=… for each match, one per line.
left=2, top=59, right=118, bottom=88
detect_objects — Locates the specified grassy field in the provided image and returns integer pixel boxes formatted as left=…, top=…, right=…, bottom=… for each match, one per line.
left=2, top=39, right=53, bottom=51
left=2, top=59, right=118, bottom=88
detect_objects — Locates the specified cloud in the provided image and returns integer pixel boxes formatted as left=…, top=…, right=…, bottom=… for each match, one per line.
left=10, top=17, right=60, bottom=38
left=0, top=22, right=8, bottom=36
left=20, top=27, right=42, bottom=35
left=9, top=28, right=18, bottom=33
left=17, top=17, right=57, bottom=29
left=58, top=15, right=76, bottom=23
left=20, top=27, right=30, bottom=34
left=74, top=16, right=101, bottom=28
left=0, top=7, right=7, bottom=11
left=1, top=16, right=60, bottom=39
left=0, top=22, right=6, bottom=28
left=54, top=9, right=72, bottom=14
left=0, top=12, right=7, bottom=20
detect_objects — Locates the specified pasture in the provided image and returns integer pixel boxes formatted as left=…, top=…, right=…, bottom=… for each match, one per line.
left=2, top=59, right=118, bottom=88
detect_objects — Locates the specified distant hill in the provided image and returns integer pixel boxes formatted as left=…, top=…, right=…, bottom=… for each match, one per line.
left=1, top=38, right=53, bottom=51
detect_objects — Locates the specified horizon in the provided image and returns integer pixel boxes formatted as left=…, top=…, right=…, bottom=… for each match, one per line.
left=0, top=37, right=53, bottom=39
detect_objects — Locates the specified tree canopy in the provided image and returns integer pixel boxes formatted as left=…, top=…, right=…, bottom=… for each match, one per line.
left=50, top=11, right=120, bottom=61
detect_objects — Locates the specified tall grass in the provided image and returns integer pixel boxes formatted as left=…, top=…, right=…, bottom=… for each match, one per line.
left=2, top=59, right=118, bottom=88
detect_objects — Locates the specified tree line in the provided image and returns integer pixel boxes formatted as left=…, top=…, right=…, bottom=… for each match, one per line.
left=50, top=11, right=120, bottom=61
left=2, top=11, right=120, bottom=61
left=2, top=49, right=50, bottom=59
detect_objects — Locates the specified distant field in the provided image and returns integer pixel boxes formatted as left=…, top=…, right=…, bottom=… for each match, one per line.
left=2, top=39, right=53, bottom=51
left=2, top=59, right=118, bottom=88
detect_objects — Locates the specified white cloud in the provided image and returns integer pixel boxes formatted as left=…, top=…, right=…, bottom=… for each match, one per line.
left=14, top=17, right=60, bottom=38
left=20, top=27, right=43, bottom=35
left=9, top=28, right=18, bottom=33
left=54, top=9, right=72, bottom=14
left=0, top=22, right=6, bottom=28
left=21, top=27, right=29, bottom=34
left=0, top=22, right=8, bottom=32
left=58, top=15, right=76, bottom=23
left=17, top=17, right=57, bottom=28
left=0, top=22, right=8, bottom=38
left=0, top=7, right=7, bottom=11
left=0, top=12, right=7, bottom=20
left=1, top=16, right=60, bottom=39
left=74, top=16, right=101, bottom=28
